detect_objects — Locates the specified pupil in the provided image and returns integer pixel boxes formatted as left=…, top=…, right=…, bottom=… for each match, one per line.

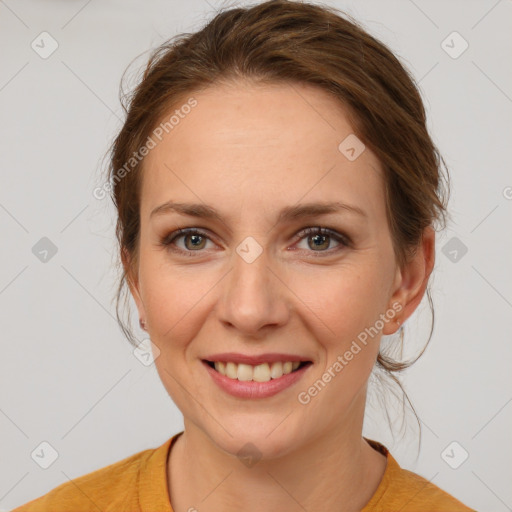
left=310, top=234, right=328, bottom=250
left=187, top=234, right=204, bottom=249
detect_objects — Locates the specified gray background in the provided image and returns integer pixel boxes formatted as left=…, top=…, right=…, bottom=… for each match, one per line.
left=1, top=0, right=511, bottom=510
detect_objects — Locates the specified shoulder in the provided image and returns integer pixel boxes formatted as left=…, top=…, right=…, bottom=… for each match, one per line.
left=363, top=439, right=476, bottom=512
left=11, top=444, right=160, bottom=512
left=391, top=465, right=476, bottom=510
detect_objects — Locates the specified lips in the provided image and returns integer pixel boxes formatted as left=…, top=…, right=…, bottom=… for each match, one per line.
left=201, top=352, right=313, bottom=399
left=202, top=352, right=312, bottom=382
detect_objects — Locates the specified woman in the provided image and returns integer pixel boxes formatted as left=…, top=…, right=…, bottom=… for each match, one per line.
left=13, top=0, right=476, bottom=510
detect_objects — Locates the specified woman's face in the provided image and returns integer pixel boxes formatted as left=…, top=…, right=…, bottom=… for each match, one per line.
left=127, top=80, right=429, bottom=459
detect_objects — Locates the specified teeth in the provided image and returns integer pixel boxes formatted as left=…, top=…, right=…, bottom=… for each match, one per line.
left=253, top=363, right=270, bottom=382
left=270, top=361, right=283, bottom=379
left=213, top=360, right=303, bottom=381
left=225, top=362, right=237, bottom=379
left=237, top=363, right=253, bottom=381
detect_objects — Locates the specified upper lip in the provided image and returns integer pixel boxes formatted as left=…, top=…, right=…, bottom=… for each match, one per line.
left=203, top=353, right=311, bottom=365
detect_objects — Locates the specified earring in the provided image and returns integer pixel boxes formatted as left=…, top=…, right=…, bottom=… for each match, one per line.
left=139, top=318, right=146, bottom=330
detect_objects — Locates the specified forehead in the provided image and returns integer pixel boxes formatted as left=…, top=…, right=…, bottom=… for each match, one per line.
left=140, top=80, right=385, bottom=223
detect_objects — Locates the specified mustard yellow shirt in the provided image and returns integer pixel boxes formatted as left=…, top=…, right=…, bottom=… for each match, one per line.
left=12, top=432, right=476, bottom=511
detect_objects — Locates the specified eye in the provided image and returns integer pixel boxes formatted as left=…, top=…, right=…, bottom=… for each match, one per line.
left=160, top=228, right=215, bottom=256
left=159, top=226, right=351, bottom=257
left=293, top=226, right=350, bottom=255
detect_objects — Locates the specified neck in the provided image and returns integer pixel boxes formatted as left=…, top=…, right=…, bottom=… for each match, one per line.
left=168, top=392, right=387, bottom=512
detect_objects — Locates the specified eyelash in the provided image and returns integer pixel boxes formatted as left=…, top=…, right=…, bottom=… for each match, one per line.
left=159, top=226, right=352, bottom=258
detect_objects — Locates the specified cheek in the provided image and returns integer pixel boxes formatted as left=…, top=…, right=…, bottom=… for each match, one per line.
left=291, top=269, right=384, bottom=417
left=291, top=262, right=387, bottom=343
left=138, top=255, right=216, bottom=348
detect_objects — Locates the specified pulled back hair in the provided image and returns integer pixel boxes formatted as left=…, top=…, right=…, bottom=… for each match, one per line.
left=106, top=0, right=450, bottom=448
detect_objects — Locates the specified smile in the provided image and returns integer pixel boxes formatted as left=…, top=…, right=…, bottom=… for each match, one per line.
left=202, top=359, right=313, bottom=399
left=205, top=360, right=310, bottom=381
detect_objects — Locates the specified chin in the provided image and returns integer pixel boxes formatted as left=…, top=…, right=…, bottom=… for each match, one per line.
left=203, top=418, right=305, bottom=463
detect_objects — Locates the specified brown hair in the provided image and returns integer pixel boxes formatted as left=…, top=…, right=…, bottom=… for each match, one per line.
left=105, top=0, right=450, bottom=448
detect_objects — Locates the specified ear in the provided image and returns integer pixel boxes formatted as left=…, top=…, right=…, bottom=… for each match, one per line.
left=382, top=226, right=436, bottom=335
left=121, top=247, right=146, bottom=324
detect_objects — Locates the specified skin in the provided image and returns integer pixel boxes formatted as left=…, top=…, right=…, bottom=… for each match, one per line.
left=124, top=80, right=435, bottom=512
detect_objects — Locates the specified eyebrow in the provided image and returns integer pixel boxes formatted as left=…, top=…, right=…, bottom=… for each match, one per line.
left=150, top=200, right=367, bottom=223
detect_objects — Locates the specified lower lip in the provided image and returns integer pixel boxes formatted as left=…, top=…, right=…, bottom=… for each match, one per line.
left=202, top=360, right=312, bottom=399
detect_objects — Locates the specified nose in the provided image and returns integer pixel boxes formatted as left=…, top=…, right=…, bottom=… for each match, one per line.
left=216, top=244, right=290, bottom=337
